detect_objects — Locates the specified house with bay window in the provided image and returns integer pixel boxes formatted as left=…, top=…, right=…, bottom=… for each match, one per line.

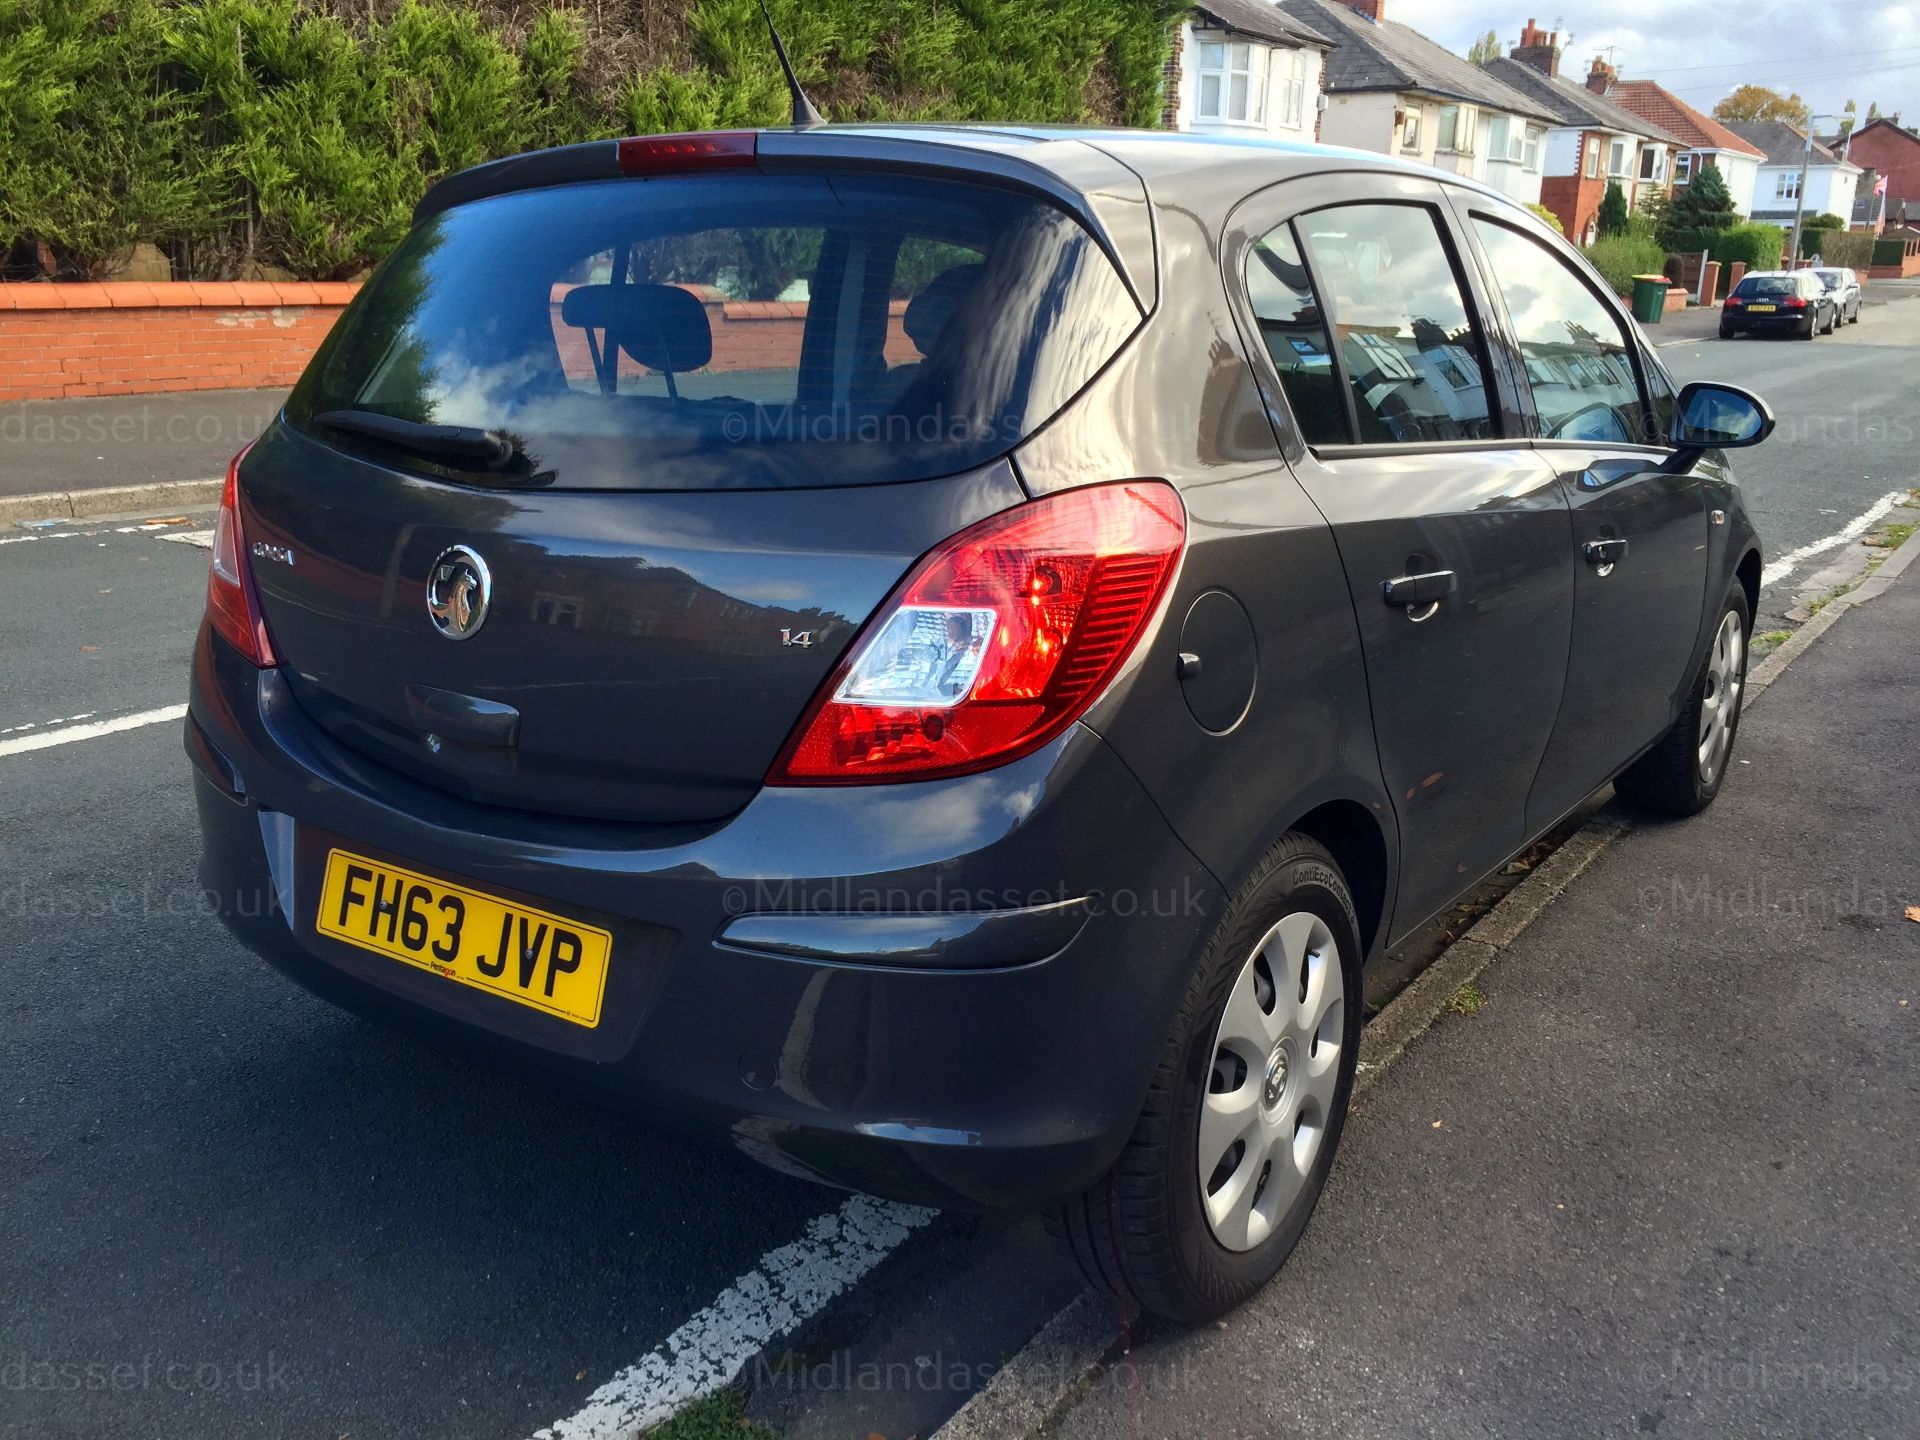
left=1270, top=0, right=1555, bottom=206
left=1482, top=28, right=1682, bottom=244
left=1602, top=80, right=1765, bottom=219
left=1165, top=0, right=1331, bottom=139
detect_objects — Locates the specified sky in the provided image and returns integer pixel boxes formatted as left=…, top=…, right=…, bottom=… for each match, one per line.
left=1386, top=0, right=1920, bottom=133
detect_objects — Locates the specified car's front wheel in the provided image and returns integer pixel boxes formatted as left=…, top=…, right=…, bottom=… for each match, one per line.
left=1615, top=585, right=1750, bottom=816
left=1048, top=834, right=1362, bottom=1322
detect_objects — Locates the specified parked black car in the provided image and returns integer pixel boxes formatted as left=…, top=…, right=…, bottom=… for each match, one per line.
left=190, top=126, right=1772, bottom=1321
left=1721, top=269, right=1839, bottom=338
left=1813, top=265, right=1864, bottom=324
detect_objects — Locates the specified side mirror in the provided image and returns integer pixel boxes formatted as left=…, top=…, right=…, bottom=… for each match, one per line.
left=1673, top=381, right=1775, bottom=450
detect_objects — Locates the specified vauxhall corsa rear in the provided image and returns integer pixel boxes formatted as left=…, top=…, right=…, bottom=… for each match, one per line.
left=191, top=125, right=1771, bottom=1321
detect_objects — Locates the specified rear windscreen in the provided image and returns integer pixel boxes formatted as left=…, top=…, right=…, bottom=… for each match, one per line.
left=1736, top=276, right=1800, bottom=296
left=286, top=171, right=1141, bottom=490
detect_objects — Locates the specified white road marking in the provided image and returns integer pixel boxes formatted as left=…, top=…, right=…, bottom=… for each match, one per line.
left=0, top=704, right=187, bottom=759
left=531, top=1197, right=935, bottom=1440
left=0, top=712, right=95, bottom=736
left=1762, top=490, right=1907, bottom=588
left=162, top=529, right=216, bottom=549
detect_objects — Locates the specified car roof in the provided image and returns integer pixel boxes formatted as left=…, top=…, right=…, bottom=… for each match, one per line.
left=421, top=123, right=1526, bottom=233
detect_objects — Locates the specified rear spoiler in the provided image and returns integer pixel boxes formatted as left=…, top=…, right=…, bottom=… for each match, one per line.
left=413, top=127, right=1158, bottom=314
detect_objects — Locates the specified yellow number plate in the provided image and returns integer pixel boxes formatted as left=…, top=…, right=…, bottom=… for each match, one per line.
left=1747, top=304, right=1777, bottom=313
left=317, top=849, right=612, bottom=1027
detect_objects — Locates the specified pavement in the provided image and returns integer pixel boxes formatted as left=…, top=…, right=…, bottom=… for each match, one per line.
left=1043, top=555, right=1920, bottom=1439
left=0, top=389, right=283, bottom=498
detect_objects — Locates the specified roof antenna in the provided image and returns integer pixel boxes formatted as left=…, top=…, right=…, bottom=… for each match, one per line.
left=757, top=0, right=824, bottom=128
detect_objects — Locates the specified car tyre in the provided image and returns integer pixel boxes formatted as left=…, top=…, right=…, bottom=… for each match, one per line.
left=1718, top=321, right=1735, bottom=340
left=1614, top=584, right=1750, bottom=817
left=1047, top=833, right=1362, bottom=1322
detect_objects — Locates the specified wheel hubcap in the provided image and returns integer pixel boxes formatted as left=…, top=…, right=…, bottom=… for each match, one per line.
left=1197, top=911, right=1345, bottom=1252
left=1696, top=608, right=1746, bottom=785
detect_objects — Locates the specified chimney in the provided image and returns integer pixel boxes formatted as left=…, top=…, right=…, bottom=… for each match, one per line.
left=1511, top=18, right=1560, bottom=78
left=1585, top=55, right=1615, bottom=94
left=1335, top=0, right=1385, bottom=21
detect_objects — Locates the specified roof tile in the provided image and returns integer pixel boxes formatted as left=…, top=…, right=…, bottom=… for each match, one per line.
left=1604, top=81, right=1766, bottom=157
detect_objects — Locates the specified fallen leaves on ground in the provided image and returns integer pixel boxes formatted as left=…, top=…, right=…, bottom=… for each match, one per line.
left=1903, top=905, right=1920, bottom=924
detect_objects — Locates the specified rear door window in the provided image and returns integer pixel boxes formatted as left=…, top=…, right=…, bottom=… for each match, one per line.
left=1292, top=203, right=1497, bottom=444
left=1244, top=224, right=1347, bottom=445
left=1470, top=218, right=1648, bottom=445
left=288, top=172, right=1140, bottom=490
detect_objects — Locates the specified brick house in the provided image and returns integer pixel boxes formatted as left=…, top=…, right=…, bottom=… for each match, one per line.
left=1481, top=26, right=1682, bottom=244
left=1272, top=0, right=1557, bottom=206
left=1164, top=0, right=1332, bottom=139
left=1826, top=117, right=1920, bottom=227
left=1602, top=80, right=1766, bottom=218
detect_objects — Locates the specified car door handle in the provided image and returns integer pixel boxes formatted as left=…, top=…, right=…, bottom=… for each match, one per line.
left=1583, top=538, right=1629, bottom=569
left=1381, top=570, right=1456, bottom=620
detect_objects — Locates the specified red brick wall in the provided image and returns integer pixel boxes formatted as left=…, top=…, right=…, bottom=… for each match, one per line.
left=0, top=282, right=358, bottom=404
left=1842, top=125, right=1920, bottom=222
left=1540, top=145, right=1608, bottom=245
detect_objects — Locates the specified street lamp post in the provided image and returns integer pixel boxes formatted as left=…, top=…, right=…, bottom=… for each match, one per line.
left=1787, top=113, right=1843, bottom=270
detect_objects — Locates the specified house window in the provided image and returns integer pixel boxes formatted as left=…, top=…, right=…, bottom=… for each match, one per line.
left=1638, top=147, right=1664, bottom=182
left=1584, top=137, right=1600, bottom=177
left=1490, top=116, right=1510, bottom=159
left=1280, top=51, right=1309, bottom=128
left=1400, top=106, right=1422, bottom=149
left=1607, top=139, right=1628, bottom=176
left=1524, top=127, right=1542, bottom=170
left=1437, top=105, right=1476, bottom=154
left=1675, top=152, right=1694, bottom=182
left=1774, top=170, right=1800, bottom=201
left=1195, top=41, right=1267, bottom=125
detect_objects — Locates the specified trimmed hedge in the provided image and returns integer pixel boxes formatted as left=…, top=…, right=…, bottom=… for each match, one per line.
left=1583, top=235, right=1666, bottom=297
left=1, top=0, right=1186, bottom=280
left=1800, top=230, right=1873, bottom=269
left=1525, top=202, right=1563, bottom=234
left=1709, top=222, right=1785, bottom=275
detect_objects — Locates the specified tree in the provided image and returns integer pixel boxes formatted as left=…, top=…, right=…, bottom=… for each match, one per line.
left=1597, top=179, right=1629, bottom=238
left=1713, top=84, right=1810, bottom=128
left=1659, top=161, right=1738, bottom=248
left=1467, top=30, right=1501, bottom=65
left=1836, top=99, right=1857, bottom=139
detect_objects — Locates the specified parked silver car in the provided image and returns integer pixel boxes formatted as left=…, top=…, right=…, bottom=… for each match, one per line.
left=1813, top=266, right=1864, bottom=324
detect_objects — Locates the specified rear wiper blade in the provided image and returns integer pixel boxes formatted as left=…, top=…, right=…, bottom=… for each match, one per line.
left=314, top=410, right=517, bottom=469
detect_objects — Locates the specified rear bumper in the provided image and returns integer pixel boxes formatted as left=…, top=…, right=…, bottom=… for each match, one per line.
left=188, top=624, right=1226, bottom=1209
left=1721, top=310, right=1814, bottom=333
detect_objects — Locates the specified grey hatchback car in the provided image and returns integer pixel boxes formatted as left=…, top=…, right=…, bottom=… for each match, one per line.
left=190, top=125, right=1773, bottom=1321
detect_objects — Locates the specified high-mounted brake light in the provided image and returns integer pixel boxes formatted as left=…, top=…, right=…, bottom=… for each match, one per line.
left=770, top=482, right=1186, bottom=784
left=616, top=132, right=758, bottom=176
left=205, top=444, right=277, bottom=667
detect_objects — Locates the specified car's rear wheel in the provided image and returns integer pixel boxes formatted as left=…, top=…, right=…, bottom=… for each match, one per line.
left=1615, top=585, right=1750, bottom=816
left=1047, top=834, right=1362, bottom=1322
left=1719, top=321, right=1735, bottom=339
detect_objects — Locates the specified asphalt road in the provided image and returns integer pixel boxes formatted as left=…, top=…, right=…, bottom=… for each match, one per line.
left=1661, top=298, right=1919, bottom=633
left=1, top=306, right=1915, bottom=1440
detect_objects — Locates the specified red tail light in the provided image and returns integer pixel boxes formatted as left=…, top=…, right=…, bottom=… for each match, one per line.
left=1725, top=295, right=1744, bottom=306
left=206, top=445, right=277, bottom=667
left=1785, top=296, right=1808, bottom=309
left=617, top=132, right=757, bottom=175
left=770, top=481, right=1186, bottom=784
